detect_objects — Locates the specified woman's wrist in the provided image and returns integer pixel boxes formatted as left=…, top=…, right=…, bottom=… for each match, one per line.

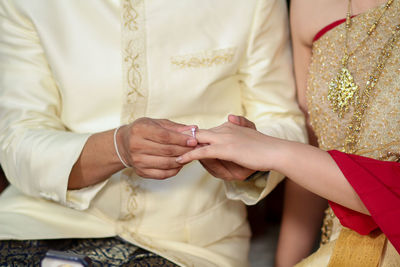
left=267, top=137, right=298, bottom=175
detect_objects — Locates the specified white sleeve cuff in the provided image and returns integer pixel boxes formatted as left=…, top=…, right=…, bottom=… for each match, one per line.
left=224, top=170, right=284, bottom=205
left=65, top=180, right=108, bottom=210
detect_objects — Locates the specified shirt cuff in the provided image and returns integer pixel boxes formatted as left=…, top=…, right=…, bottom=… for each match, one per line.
left=224, top=170, right=284, bottom=205
left=66, top=180, right=108, bottom=210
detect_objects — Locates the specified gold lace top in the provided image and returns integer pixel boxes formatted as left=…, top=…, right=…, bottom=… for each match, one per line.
left=307, top=1, right=400, bottom=161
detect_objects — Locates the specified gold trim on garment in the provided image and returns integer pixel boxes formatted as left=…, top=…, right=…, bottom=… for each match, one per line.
left=120, top=0, right=148, bottom=224
left=170, top=47, right=235, bottom=69
left=121, top=0, right=148, bottom=124
left=328, top=228, right=387, bottom=267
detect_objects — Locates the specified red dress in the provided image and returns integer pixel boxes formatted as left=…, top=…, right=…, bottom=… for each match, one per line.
left=328, top=150, right=400, bottom=253
left=313, top=19, right=400, bottom=254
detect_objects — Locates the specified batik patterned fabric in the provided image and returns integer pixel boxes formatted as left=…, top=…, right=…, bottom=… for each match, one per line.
left=0, top=238, right=177, bottom=266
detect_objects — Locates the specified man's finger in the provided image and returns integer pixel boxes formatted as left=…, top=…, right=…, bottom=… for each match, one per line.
left=219, top=160, right=254, bottom=180
left=131, top=154, right=184, bottom=170
left=198, top=159, right=219, bottom=177
left=228, top=115, right=256, bottom=129
left=199, top=159, right=231, bottom=179
left=158, top=119, right=198, bottom=133
left=136, top=167, right=181, bottom=180
left=134, top=139, right=194, bottom=157
left=146, top=126, right=197, bottom=147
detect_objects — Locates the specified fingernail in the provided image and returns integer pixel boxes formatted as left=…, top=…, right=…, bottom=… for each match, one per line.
left=229, top=114, right=240, bottom=124
left=176, top=156, right=183, bottom=162
left=187, top=138, right=197, bottom=146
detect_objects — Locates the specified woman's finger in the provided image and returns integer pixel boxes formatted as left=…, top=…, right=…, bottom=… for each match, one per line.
left=193, top=129, right=223, bottom=144
left=176, top=144, right=225, bottom=164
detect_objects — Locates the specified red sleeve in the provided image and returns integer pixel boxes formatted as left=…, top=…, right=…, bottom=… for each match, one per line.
left=327, top=150, right=400, bottom=253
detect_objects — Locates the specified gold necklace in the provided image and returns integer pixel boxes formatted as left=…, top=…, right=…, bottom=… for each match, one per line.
left=327, top=0, right=394, bottom=118
left=343, top=23, right=400, bottom=153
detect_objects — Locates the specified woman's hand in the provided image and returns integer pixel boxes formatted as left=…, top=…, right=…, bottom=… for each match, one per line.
left=197, top=115, right=258, bottom=181
left=177, top=121, right=282, bottom=173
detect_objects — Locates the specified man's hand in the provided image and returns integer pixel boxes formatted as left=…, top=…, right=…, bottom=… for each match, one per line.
left=199, top=115, right=257, bottom=181
left=117, top=117, right=197, bottom=179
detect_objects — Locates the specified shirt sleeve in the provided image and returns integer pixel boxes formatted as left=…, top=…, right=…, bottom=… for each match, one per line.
left=328, top=150, right=400, bottom=253
left=0, top=0, right=106, bottom=210
left=224, top=0, right=307, bottom=205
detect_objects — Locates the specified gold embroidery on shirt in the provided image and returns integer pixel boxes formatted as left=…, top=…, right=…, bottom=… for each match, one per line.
left=120, top=0, right=149, bottom=220
left=125, top=40, right=144, bottom=97
left=126, top=230, right=193, bottom=267
left=171, top=48, right=235, bottom=69
left=120, top=177, right=140, bottom=221
left=121, top=0, right=148, bottom=124
left=123, top=0, right=138, bottom=31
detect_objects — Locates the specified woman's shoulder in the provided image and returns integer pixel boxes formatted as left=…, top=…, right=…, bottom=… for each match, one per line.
left=290, top=0, right=347, bottom=46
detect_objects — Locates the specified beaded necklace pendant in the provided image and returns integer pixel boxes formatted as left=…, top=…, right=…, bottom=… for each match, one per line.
left=327, top=0, right=394, bottom=119
left=327, top=60, right=358, bottom=118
